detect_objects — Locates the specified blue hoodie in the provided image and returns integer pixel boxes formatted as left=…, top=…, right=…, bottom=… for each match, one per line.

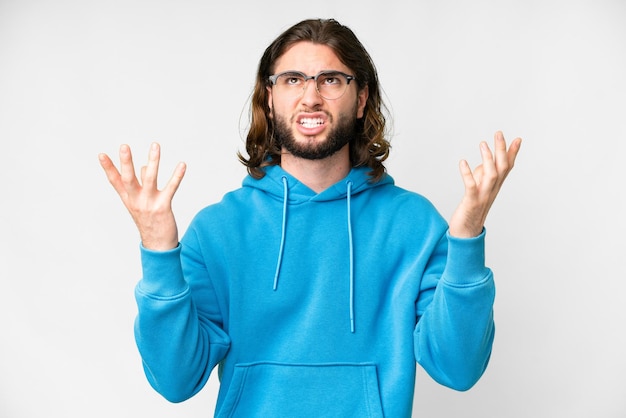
left=135, top=165, right=495, bottom=417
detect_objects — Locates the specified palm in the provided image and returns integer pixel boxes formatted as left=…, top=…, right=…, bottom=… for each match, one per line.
left=98, top=143, right=186, bottom=250
left=448, top=131, right=522, bottom=238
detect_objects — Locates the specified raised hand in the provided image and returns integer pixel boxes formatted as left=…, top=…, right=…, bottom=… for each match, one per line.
left=98, top=143, right=186, bottom=250
left=448, top=131, right=522, bottom=238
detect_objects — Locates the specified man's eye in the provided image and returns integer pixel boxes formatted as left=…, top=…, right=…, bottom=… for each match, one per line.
left=320, top=75, right=342, bottom=86
left=280, top=74, right=304, bottom=86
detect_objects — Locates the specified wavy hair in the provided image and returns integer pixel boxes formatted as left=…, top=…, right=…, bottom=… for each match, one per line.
left=238, top=18, right=390, bottom=182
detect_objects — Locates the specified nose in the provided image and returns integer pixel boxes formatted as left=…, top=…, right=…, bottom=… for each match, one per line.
left=300, top=78, right=323, bottom=108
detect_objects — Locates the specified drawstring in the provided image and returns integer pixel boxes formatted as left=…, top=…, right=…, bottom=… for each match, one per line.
left=346, top=181, right=355, bottom=333
left=273, top=176, right=288, bottom=291
left=272, top=176, right=356, bottom=333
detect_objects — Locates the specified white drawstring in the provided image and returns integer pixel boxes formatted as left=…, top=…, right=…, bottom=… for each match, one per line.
left=272, top=176, right=288, bottom=291
left=347, top=181, right=355, bottom=333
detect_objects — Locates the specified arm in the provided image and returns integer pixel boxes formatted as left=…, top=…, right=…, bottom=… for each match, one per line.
left=414, top=131, right=521, bottom=389
left=99, top=144, right=229, bottom=401
left=134, top=242, right=230, bottom=402
left=414, top=231, right=495, bottom=391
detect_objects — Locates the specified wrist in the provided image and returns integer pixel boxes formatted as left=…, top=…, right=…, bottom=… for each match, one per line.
left=448, top=224, right=484, bottom=238
left=141, top=238, right=179, bottom=251
left=138, top=243, right=188, bottom=297
left=443, top=229, right=490, bottom=285
left=139, top=223, right=179, bottom=251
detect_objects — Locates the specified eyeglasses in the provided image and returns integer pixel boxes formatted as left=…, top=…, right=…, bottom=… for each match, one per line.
left=268, top=70, right=356, bottom=100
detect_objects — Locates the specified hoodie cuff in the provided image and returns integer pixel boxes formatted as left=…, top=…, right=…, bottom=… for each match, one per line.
left=442, top=229, right=491, bottom=286
left=137, top=243, right=189, bottom=297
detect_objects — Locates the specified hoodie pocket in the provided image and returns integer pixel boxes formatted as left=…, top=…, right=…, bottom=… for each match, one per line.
left=217, top=362, right=384, bottom=418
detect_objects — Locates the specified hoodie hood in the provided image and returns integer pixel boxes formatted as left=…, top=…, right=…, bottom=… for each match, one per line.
left=242, top=165, right=394, bottom=333
left=242, top=165, right=393, bottom=204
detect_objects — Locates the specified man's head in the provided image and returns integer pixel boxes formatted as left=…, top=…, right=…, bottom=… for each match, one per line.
left=239, top=18, right=390, bottom=181
left=268, top=41, right=367, bottom=163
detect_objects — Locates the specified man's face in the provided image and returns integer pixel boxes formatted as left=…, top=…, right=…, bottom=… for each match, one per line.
left=267, top=42, right=368, bottom=160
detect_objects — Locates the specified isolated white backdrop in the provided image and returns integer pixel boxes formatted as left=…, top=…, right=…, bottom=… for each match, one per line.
left=1, top=0, right=625, bottom=417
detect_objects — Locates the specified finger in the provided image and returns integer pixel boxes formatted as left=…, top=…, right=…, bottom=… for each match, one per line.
left=507, top=137, right=522, bottom=168
left=479, top=141, right=497, bottom=187
left=98, top=153, right=126, bottom=195
left=142, top=142, right=161, bottom=189
left=493, top=131, right=509, bottom=173
left=472, top=164, right=484, bottom=186
left=459, top=159, right=477, bottom=195
left=119, top=144, right=139, bottom=189
left=98, top=152, right=115, bottom=176
left=163, top=162, right=187, bottom=199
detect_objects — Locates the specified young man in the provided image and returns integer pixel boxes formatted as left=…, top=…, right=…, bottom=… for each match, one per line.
left=99, top=18, right=521, bottom=418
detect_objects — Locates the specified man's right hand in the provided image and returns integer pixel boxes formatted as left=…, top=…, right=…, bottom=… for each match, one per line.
left=98, top=143, right=186, bottom=251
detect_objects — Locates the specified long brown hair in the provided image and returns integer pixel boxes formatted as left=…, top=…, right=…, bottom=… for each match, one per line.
left=238, top=18, right=390, bottom=182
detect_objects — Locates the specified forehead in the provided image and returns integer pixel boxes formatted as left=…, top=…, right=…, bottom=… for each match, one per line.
left=273, top=41, right=350, bottom=74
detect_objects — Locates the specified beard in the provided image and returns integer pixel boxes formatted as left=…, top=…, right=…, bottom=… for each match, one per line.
left=273, top=109, right=358, bottom=160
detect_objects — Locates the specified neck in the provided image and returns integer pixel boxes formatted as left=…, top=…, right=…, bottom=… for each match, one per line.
left=280, top=145, right=351, bottom=193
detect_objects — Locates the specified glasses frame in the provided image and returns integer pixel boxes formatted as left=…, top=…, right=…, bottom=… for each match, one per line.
left=268, top=70, right=356, bottom=100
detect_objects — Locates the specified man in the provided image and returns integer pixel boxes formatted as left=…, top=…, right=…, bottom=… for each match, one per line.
left=99, top=18, right=521, bottom=418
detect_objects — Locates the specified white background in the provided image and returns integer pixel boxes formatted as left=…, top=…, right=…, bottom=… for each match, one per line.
left=1, top=0, right=625, bottom=417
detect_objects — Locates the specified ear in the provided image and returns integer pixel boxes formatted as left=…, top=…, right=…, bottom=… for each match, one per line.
left=356, top=84, right=368, bottom=119
left=267, top=86, right=274, bottom=119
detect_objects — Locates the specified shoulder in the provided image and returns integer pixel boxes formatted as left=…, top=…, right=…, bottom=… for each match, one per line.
left=370, top=180, right=438, bottom=211
left=184, top=186, right=249, bottom=228
left=367, top=180, right=447, bottom=229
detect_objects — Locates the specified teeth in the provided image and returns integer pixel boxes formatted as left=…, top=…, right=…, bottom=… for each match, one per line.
left=300, top=118, right=324, bottom=128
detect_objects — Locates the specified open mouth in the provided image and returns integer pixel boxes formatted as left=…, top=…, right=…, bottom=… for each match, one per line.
left=299, top=117, right=324, bottom=129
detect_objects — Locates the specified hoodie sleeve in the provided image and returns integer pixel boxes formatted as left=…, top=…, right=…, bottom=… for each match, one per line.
left=413, top=229, right=495, bottom=391
left=134, top=235, right=231, bottom=403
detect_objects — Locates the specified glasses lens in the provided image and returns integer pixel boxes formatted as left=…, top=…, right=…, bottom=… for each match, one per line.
left=316, top=72, right=349, bottom=100
left=274, top=72, right=305, bottom=97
